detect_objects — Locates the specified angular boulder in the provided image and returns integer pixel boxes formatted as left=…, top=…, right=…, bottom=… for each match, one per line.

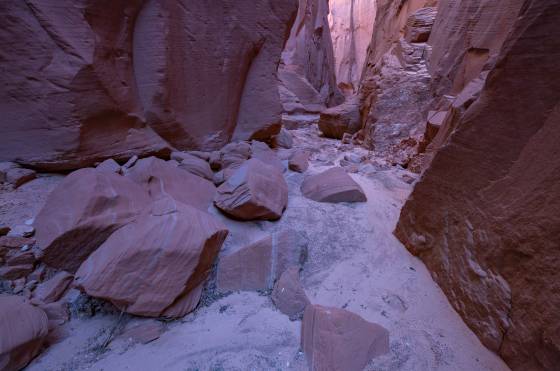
left=219, top=142, right=252, bottom=169
left=34, top=168, right=150, bottom=272
left=289, top=150, right=310, bottom=173
left=301, top=167, right=367, bottom=203
left=126, top=157, right=216, bottom=211
left=272, top=267, right=310, bottom=319
left=214, top=159, right=288, bottom=221
left=318, top=97, right=361, bottom=139
left=0, top=296, right=48, bottom=371
left=172, top=152, right=214, bottom=181
left=302, top=305, right=390, bottom=371
left=33, top=271, right=74, bottom=305
left=250, top=141, right=285, bottom=172
left=95, top=159, right=122, bottom=174
left=75, top=197, right=228, bottom=318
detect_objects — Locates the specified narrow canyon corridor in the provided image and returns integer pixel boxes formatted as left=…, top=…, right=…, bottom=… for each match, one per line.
left=1, top=1, right=559, bottom=371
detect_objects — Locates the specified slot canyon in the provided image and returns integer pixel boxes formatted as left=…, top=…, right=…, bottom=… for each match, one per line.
left=0, top=1, right=558, bottom=370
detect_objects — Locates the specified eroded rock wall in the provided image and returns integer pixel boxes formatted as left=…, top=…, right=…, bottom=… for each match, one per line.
left=279, top=0, right=343, bottom=114
left=328, top=0, right=377, bottom=93
left=396, top=1, right=560, bottom=370
left=0, top=0, right=298, bottom=171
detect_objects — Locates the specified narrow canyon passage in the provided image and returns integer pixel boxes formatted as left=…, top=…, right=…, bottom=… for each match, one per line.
left=1, top=1, right=558, bottom=371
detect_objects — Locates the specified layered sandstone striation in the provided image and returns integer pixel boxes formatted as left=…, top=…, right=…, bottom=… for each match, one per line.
left=396, top=1, right=560, bottom=369
left=0, top=0, right=298, bottom=171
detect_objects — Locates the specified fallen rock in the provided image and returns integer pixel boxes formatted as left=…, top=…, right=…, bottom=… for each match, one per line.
left=6, top=251, right=35, bottom=266
left=0, top=296, right=48, bottom=371
left=209, top=151, right=222, bottom=171
left=187, top=151, right=211, bottom=162
left=33, top=271, right=74, bottom=305
left=0, top=236, right=35, bottom=250
left=272, top=128, right=294, bottom=149
left=214, top=158, right=288, bottom=221
left=75, top=197, right=228, bottom=318
left=271, top=267, right=310, bottom=320
left=173, top=153, right=214, bottom=181
left=96, top=159, right=122, bottom=174
left=0, top=265, right=34, bottom=280
left=7, top=225, right=35, bottom=238
left=5, top=168, right=36, bottom=188
left=121, top=156, right=139, bottom=172
left=127, top=157, right=216, bottom=211
left=318, top=96, right=361, bottom=139
left=0, top=162, right=18, bottom=183
left=289, top=150, right=310, bottom=173
left=301, top=167, right=367, bottom=203
left=35, top=168, right=150, bottom=272
left=220, top=142, right=252, bottom=169
left=38, top=301, right=69, bottom=327
left=217, top=236, right=273, bottom=292
left=250, top=141, right=285, bottom=172
left=217, top=229, right=306, bottom=292
left=281, top=114, right=320, bottom=130
left=301, top=305, right=390, bottom=371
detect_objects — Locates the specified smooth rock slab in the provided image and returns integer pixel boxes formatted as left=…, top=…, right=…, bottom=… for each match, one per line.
left=301, top=167, right=367, bottom=203
left=34, top=168, right=150, bottom=272
left=214, top=159, right=288, bottom=221
left=301, top=305, right=390, bottom=371
left=75, top=197, right=228, bottom=318
left=0, top=296, right=48, bottom=371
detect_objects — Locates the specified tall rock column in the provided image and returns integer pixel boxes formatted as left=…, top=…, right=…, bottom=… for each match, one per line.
left=396, top=1, right=560, bottom=369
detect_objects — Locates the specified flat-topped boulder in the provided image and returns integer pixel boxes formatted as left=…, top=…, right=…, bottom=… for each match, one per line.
left=301, top=167, right=367, bottom=203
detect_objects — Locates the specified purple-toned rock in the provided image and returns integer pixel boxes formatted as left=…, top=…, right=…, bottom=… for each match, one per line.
left=6, top=251, right=35, bottom=266
left=301, top=167, right=366, bottom=203
left=38, top=301, right=69, bottom=327
left=126, top=157, right=215, bottom=211
left=272, top=267, right=310, bottom=319
left=214, top=159, right=288, bottom=221
left=172, top=152, right=214, bottom=181
left=289, top=150, right=310, bottom=173
left=0, top=296, right=48, bottom=371
left=301, top=305, right=390, bottom=371
left=217, top=236, right=273, bottom=292
left=0, top=226, right=10, bottom=237
left=272, top=128, right=294, bottom=149
left=0, top=265, right=34, bottom=280
left=220, top=142, right=252, bottom=169
left=34, top=168, right=150, bottom=272
left=75, top=197, right=228, bottom=318
left=33, top=271, right=73, bottom=305
left=318, top=97, right=361, bottom=139
left=96, top=159, right=122, bottom=174
left=404, top=7, right=437, bottom=43
left=5, top=168, right=36, bottom=189
left=250, top=141, right=285, bottom=172
left=116, top=320, right=164, bottom=345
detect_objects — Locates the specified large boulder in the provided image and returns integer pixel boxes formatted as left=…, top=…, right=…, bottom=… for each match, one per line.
left=0, top=296, right=49, bottom=371
left=301, top=305, right=389, bottom=371
left=126, top=157, right=216, bottom=211
left=318, top=96, right=361, bottom=139
left=0, top=0, right=298, bottom=171
left=301, top=167, right=367, bottom=203
left=35, top=168, right=150, bottom=272
left=214, top=159, right=288, bottom=221
left=75, top=197, right=228, bottom=318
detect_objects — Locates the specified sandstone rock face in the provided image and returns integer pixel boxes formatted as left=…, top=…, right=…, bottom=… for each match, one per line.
left=301, top=167, right=366, bottom=203
left=214, top=159, right=288, bottom=221
left=126, top=157, right=216, bottom=211
left=289, top=150, right=311, bottom=173
left=301, top=305, right=390, bottom=371
left=404, top=7, right=437, bottom=43
left=328, top=0, right=377, bottom=92
left=396, top=2, right=560, bottom=369
left=33, top=271, right=74, bottom=305
left=75, top=197, right=228, bottom=318
left=279, top=0, right=343, bottom=113
left=0, top=0, right=298, bottom=170
left=0, top=296, right=48, bottom=371
left=35, top=168, right=150, bottom=272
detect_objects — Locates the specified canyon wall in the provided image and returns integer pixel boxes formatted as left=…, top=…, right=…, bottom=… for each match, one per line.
left=279, top=0, right=343, bottom=114
left=0, top=0, right=297, bottom=171
left=395, top=1, right=560, bottom=370
left=328, top=0, right=377, bottom=93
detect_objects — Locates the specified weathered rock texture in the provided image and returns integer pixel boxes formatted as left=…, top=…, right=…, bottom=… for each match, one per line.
left=328, top=0, right=377, bottom=92
left=0, top=0, right=298, bottom=170
left=0, top=296, right=48, bottom=371
left=76, top=197, right=228, bottom=318
left=396, top=1, right=560, bottom=370
left=301, top=167, right=366, bottom=203
left=279, top=0, right=343, bottom=114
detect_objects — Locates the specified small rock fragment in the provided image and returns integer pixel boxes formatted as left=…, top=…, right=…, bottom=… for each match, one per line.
left=7, top=225, right=35, bottom=238
left=6, top=168, right=36, bottom=188
left=272, top=128, right=294, bottom=149
left=0, top=226, right=10, bottom=236
left=272, top=267, right=310, bottom=319
left=117, top=320, right=164, bottom=345
left=0, top=264, right=34, bottom=280
left=289, top=150, right=310, bottom=173
left=96, top=158, right=122, bottom=174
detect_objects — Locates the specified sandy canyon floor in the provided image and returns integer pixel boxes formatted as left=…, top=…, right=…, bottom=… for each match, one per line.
left=1, top=126, right=509, bottom=371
